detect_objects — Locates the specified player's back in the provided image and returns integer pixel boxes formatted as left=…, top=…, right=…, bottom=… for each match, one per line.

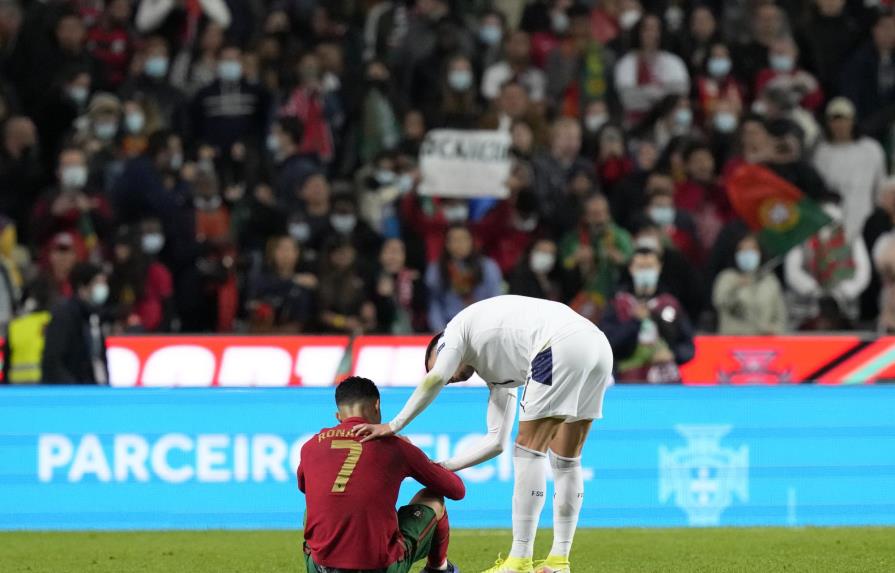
left=448, top=295, right=599, bottom=384
left=298, top=417, right=464, bottom=569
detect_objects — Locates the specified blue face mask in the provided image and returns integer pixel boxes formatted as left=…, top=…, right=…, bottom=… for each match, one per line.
left=649, top=205, right=676, bottom=227
left=218, top=60, right=242, bottom=82
left=736, top=249, right=761, bottom=273
left=447, top=69, right=473, bottom=92
left=707, top=57, right=732, bottom=78
left=770, top=54, right=794, bottom=72
left=673, top=108, right=693, bottom=128
left=632, top=268, right=660, bottom=292
left=93, top=122, right=118, bottom=141
left=144, top=56, right=169, bottom=78
left=713, top=111, right=738, bottom=133
left=125, top=112, right=145, bottom=134
left=478, top=25, right=502, bottom=46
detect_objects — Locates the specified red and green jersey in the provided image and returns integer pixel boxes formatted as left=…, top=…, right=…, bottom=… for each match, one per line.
left=297, top=417, right=465, bottom=569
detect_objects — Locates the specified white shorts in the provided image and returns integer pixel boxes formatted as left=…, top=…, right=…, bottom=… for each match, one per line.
left=518, top=328, right=613, bottom=423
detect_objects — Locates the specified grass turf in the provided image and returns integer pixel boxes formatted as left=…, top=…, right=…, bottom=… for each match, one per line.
left=1, top=528, right=894, bottom=573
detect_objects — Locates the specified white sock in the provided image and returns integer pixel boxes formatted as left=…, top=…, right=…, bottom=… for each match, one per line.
left=549, top=451, right=584, bottom=558
left=509, top=444, right=548, bottom=559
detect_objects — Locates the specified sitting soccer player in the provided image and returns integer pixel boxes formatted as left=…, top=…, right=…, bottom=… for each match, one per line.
left=298, top=376, right=465, bottom=573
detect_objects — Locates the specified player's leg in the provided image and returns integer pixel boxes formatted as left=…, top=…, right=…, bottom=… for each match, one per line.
left=482, top=417, right=564, bottom=573
left=538, top=330, right=612, bottom=573
left=391, top=489, right=459, bottom=573
left=538, top=420, right=592, bottom=573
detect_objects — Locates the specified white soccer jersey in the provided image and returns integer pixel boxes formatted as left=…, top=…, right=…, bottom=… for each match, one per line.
left=437, top=295, right=598, bottom=388
left=387, top=295, right=610, bottom=471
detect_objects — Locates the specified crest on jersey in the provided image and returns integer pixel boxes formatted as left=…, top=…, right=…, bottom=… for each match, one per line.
left=659, top=425, right=749, bottom=526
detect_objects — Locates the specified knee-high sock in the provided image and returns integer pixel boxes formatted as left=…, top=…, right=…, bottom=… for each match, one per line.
left=549, top=451, right=584, bottom=558
left=509, top=444, right=548, bottom=559
left=426, top=508, right=450, bottom=569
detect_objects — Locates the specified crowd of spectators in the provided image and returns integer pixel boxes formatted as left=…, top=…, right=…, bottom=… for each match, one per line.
left=2, top=0, right=895, bottom=383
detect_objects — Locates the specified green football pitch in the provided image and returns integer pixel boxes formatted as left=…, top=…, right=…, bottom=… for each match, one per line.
left=2, top=528, right=893, bottom=573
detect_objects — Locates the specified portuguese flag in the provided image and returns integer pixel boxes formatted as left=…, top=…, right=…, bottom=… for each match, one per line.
left=726, top=164, right=832, bottom=257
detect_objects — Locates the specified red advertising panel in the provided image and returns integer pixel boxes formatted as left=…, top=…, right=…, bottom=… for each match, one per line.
left=104, top=335, right=893, bottom=387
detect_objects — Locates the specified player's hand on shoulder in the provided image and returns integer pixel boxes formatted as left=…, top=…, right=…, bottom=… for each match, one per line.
left=351, top=422, right=395, bottom=442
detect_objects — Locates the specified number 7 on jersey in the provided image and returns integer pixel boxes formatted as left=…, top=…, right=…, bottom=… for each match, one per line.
left=330, top=440, right=363, bottom=493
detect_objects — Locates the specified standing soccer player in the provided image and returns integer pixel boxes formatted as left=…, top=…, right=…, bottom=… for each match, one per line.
left=298, top=376, right=465, bottom=573
left=354, top=295, right=613, bottom=573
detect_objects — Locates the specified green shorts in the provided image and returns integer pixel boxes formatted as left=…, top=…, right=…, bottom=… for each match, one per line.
left=304, top=503, right=438, bottom=573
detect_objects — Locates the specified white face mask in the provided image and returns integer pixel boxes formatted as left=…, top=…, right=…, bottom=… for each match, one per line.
left=447, top=69, right=473, bottom=92
left=330, top=213, right=357, bottom=234
left=673, top=108, right=693, bottom=129
left=585, top=113, right=609, bottom=133
left=619, top=9, right=642, bottom=30
left=90, top=282, right=109, bottom=306
left=770, top=54, right=794, bottom=72
left=266, top=133, right=280, bottom=154
left=93, top=122, right=118, bottom=141
left=551, top=10, right=570, bottom=33
left=169, top=153, right=183, bottom=171
left=530, top=251, right=555, bottom=274
left=443, top=204, right=469, bottom=224
left=374, top=169, right=396, bottom=186
left=67, top=86, right=89, bottom=106
left=708, top=57, right=732, bottom=78
left=396, top=173, right=414, bottom=194
left=736, top=249, right=761, bottom=272
left=125, top=112, right=145, bottom=134
left=514, top=215, right=538, bottom=232
left=289, top=222, right=310, bottom=242
left=61, top=165, right=88, bottom=189
left=478, top=24, right=502, bottom=46
left=218, top=60, right=242, bottom=82
left=141, top=233, right=165, bottom=255
left=713, top=111, right=738, bottom=133
left=649, top=205, right=675, bottom=227
left=632, top=268, right=660, bottom=293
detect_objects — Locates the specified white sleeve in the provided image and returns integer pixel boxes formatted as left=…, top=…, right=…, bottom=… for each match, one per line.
left=440, top=386, right=517, bottom=471
left=198, top=0, right=231, bottom=28
left=784, top=246, right=820, bottom=296
left=838, top=237, right=872, bottom=298
left=135, top=0, right=174, bottom=33
left=387, top=346, right=462, bottom=433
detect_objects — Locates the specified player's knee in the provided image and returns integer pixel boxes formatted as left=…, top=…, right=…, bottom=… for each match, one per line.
left=410, top=488, right=445, bottom=519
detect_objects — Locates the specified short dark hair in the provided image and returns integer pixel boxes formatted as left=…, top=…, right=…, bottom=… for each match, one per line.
left=335, top=376, right=380, bottom=407
left=633, top=246, right=663, bottom=263
left=425, top=332, right=444, bottom=371
left=70, top=262, right=103, bottom=290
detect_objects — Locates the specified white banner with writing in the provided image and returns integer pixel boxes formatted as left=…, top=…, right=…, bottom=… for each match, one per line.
left=418, top=129, right=512, bottom=198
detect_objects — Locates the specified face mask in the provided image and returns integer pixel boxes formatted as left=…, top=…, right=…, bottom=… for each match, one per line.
left=479, top=25, right=502, bottom=46
left=61, top=165, right=88, bottom=189
left=770, top=54, right=794, bottom=72
left=141, top=233, right=165, bottom=255
left=708, top=57, right=732, bottom=78
left=195, top=196, right=222, bottom=211
left=396, top=173, right=414, bottom=194
left=632, top=268, right=660, bottom=292
left=90, top=282, right=109, bottom=306
left=266, top=133, right=280, bottom=154
left=673, top=108, right=693, bottom=128
left=714, top=111, right=738, bottom=133
left=551, top=11, right=570, bottom=33
left=443, top=204, right=469, bottom=223
left=649, top=205, right=675, bottom=226
left=447, top=69, right=473, bottom=92
left=374, top=169, right=396, bottom=186
left=218, top=60, right=242, bottom=82
left=530, top=251, right=555, bottom=274
left=93, top=122, right=118, bottom=141
left=514, top=214, right=538, bottom=232
left=585, top=113, right=608, bottom=133
left=169, top=153, right=183, bottom=171
left=736, top=249, right=761, bottom=273
left=125, top=112, right=145, bottom=134
left=144, top=56, right=169, bottom=78
left=330, top=213, right=357, bottom=234
left=635, top=236, right=662, bottom=252
left=67, top=86, right=89, bottom=106
left=619, top=9, right=642, bottom=30
left=289, top=221, right=310, bottom=242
